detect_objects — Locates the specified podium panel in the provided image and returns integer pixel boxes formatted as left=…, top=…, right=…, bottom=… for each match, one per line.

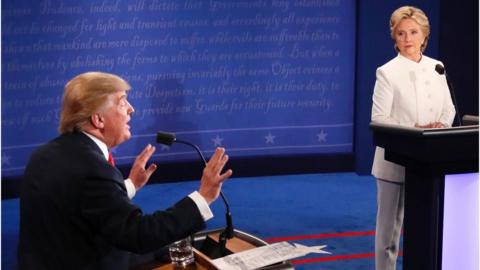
left=370, top=122, right=479, bottom=270
left=442, top=173, right=479, bottom=270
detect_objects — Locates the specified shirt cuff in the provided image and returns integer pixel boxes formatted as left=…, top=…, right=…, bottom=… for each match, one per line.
left=188, top=191, right=214, bottom=221
left=124, top=178, right=136, bottom=199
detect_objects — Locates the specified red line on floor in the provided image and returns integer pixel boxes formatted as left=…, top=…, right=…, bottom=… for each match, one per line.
left=265, top=230, right=403, bottom=265
left=292, top=251, right=403, bottom=265
left=264, top=230, right=376, bottom=243
left=292, top=253, right=375, bottom=264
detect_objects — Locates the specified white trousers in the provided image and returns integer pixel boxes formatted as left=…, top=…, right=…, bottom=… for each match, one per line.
left=375, top=179, right=404, bottom=270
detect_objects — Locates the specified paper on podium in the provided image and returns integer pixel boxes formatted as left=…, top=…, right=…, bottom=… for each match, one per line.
left=211, top=241, right=330, bottom=270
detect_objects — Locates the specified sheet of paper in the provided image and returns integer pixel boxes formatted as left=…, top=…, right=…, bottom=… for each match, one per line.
left=211, top=241, right=330, bottom=270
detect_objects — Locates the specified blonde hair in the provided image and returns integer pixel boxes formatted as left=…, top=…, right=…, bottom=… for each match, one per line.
left=58, top=72, right=130, bottom=134
left=390, top=6, right=430, bottom=52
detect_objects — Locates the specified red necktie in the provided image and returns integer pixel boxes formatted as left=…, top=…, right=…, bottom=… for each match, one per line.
left=108, top=152, right=115, bottom=166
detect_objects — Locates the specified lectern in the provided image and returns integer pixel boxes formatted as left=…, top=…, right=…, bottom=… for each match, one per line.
left=370, top=122, right=479, bottom=270
left=133, top=228, right=294, bottom=269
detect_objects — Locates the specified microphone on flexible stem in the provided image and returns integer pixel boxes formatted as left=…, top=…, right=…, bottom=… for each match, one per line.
left=435, top=64, right=462, bottom=126
left=156, top=131, right=234, bottom=254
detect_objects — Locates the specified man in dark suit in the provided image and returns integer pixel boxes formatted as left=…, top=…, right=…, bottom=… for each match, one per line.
left=18, top=72, right=233, bottom=269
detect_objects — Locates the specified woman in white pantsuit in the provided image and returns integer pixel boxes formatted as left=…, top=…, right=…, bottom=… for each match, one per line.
left=371, top=6, right=456, bottom=270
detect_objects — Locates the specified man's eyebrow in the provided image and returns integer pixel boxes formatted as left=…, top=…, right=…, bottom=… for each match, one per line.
left=113, top=93, right=127, bottom=104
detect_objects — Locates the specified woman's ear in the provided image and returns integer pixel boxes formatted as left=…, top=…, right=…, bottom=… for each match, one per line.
left=90, top=113, right=105, bottom=129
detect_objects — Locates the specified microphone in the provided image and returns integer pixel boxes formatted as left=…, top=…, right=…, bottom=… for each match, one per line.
left=156, top=132, right=234, bottom=253
left=435, top=64, right=462, bottom=126
left=156, top=132, right=176, bottom=146
left=434, top=64, right=445, bottom=75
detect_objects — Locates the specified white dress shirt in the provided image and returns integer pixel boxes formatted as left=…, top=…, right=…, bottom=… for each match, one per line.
left=371, top=54, right=456, bottom=182
left=82, top=132, right=213, bottom=220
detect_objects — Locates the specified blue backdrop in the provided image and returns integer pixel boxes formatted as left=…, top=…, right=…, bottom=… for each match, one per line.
left=2, top=0, right=356, bottom=177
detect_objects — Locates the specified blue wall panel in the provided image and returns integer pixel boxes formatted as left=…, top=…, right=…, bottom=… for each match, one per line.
left=2, top=0, right=356, bottom=177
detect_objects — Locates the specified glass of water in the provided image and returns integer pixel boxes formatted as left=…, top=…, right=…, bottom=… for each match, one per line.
left=169, top=236, right=195, bottom=267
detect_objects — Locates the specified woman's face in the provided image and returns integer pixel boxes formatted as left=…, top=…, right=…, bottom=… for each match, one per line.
left=394, top=18, right=426, bottom=62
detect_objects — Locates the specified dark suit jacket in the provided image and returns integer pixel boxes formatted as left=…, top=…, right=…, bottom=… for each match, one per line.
left=18, top=132, right=205, bottom=269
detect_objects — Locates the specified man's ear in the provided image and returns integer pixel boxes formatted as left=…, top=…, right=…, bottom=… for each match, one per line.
left=90, top=113, right=105, bottom=129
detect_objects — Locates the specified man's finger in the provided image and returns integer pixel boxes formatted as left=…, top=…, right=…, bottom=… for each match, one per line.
left=207, top=148, right=225, bottom=168
left=219, top=169, right=233, bottom=182
left=136, top=145, right=156, bottom=165
left=212, top=154, right=229, bottom=173
left=145, top=163, right=158, bottom=178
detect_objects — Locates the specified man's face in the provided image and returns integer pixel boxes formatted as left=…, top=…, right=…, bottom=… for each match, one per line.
left=102, top=90, right=134, bottom=148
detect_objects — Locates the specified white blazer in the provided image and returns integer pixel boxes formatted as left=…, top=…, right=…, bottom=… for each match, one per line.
left=371, top=54, right=456, bottom=182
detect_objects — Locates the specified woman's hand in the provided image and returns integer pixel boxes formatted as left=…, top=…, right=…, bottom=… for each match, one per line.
left=414, top=122, right=446, bottom=128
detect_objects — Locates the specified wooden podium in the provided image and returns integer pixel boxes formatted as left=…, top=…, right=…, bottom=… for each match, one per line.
left=370, top=122, right=479, bottom=270
left=132, top=228, right=294, bottom=270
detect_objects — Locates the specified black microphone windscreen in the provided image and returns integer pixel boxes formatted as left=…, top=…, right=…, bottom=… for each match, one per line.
left=156, top=132, right=176, bottom=146
left=435, top=64, right=445, bottom=75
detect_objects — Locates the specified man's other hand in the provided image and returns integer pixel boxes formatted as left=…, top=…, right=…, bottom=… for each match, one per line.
left=129, top=144, right=157, bottom=190
left=199, top=147, right=233, bottom=204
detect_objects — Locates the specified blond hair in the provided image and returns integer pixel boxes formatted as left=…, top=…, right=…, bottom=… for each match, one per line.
left=390, top=6, right=430, bottom=52
left=58, top=72, right=130, bottom=134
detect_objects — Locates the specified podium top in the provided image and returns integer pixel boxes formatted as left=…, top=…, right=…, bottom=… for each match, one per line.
left=132, top=229, right=294, bottom=270
left=369, top=122, right=479, bottom=137
left=370, top=122, right=479, bottom=172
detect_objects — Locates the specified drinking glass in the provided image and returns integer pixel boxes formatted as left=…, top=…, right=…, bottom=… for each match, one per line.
left=169, top=236, right=194, bottom=267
